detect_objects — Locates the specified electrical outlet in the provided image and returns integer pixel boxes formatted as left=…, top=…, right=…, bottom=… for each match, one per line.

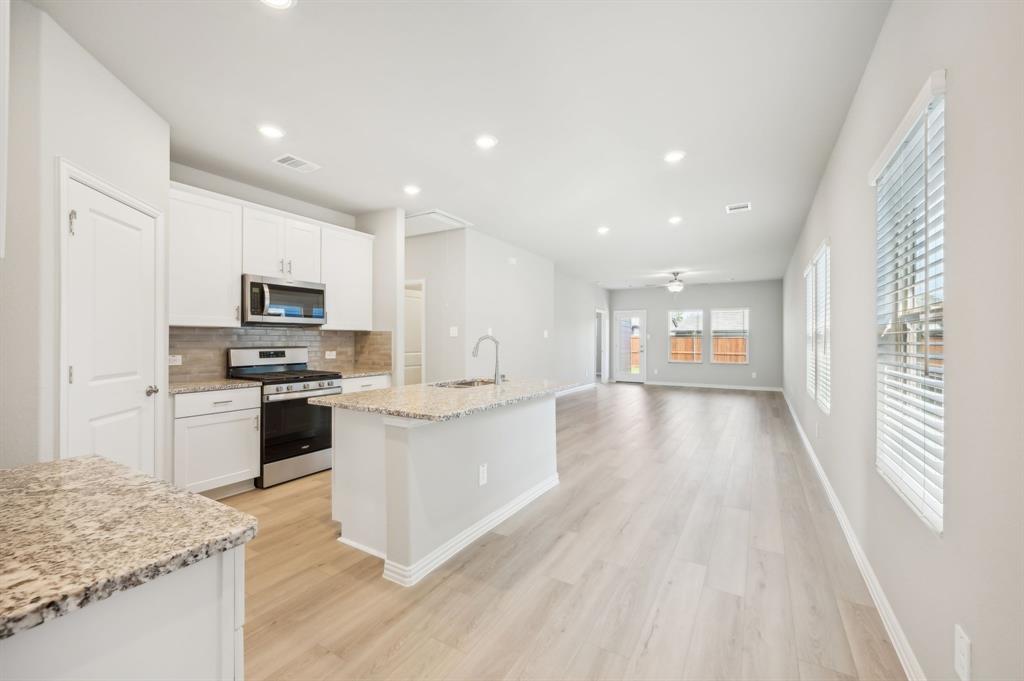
left=815, top=422, right=820, bottom=438
left=478, top=463, right=488, bottom=486
left=487, top=327, right=493, bottom=336
left=543, top=329, right=549, bottom=339
left=653, top=369, right=659, bottom=375
left=507, top=256, right=518, bottom=265
left=449, top=326, right=459, bottom=337
left=954, top=625, right=971, bottom=681
left=751, top=371, right=757, bottom=379
left=168, top=355, right=182, bottom=366
left=325, top=350, right=337, bottom=359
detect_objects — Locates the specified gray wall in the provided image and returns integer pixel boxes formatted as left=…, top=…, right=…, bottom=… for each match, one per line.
left=0, top=0, right=169, bottom=468
left=357, top=209, right=405, bottom=386
left=553, top=269, right=609, bottom=387
left=781, top=2, right=1023, bottom=678
left=611, top=280, right=783, bottom=389
left=464, top=229, right=554, bottom=381
left=405, top=229, right=467, bottom=383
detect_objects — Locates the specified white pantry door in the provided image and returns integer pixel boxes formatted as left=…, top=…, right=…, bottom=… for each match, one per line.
left=614, top=310, right=646, bottom=383
left=66, top=179, right=157, bottom=473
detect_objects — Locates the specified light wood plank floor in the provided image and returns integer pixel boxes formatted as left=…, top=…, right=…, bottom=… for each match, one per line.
left=226, top=384, right=906, bottom=681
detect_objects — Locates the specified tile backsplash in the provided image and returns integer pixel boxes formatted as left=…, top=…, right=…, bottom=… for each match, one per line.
left=169, top=327, right=392, bottom=382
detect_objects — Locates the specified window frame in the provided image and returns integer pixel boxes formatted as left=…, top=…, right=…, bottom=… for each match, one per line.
left=805, top=241, right=831, bottom=414
left=710, top=307, right=750, bottom=365
left=667, top=309, right=704, bottom=364
left=869, top=70, right=946, bottom=534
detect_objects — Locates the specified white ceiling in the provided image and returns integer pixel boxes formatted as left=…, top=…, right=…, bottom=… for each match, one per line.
left=36, top=0, right=889, bottom=288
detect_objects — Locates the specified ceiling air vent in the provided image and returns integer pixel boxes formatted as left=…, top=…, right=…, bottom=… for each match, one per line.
left=725, top=202, right=752, bottom=214
left=273, top=154, right=321, bottom=174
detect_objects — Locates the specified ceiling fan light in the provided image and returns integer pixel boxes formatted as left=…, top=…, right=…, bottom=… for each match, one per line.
left=667, top=281, right=684, bottom=293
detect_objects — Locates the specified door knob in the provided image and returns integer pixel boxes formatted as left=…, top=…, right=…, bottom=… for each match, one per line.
left=145, top=385, right=160, bottom=396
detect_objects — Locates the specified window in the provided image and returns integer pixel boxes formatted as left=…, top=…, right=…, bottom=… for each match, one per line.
left=711, top=309, right=749, bottom=364
left=872, top=74, right=945, bottom=531
left=668, top=310, right=703, bottom=362
left=805, top=244, right=831, bottom=413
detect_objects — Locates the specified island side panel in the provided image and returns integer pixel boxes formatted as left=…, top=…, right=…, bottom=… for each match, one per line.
left=0, top=548, right=242, bottom=681
left=331, top=409, right=388, bottom=558
left=384, top=395, right=558, bottom=579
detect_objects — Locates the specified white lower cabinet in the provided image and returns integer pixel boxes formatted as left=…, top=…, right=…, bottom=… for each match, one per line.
left=341, top=374, right=391, bottom=393
left=174, top=389, right=261, bottom=493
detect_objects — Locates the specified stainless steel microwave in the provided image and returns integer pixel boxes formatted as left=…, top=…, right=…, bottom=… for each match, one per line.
left=242, top=274, right=326, bottom=326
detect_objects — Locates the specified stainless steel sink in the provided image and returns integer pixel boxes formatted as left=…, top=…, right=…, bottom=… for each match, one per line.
left=437, top=378, right=496, bottom=388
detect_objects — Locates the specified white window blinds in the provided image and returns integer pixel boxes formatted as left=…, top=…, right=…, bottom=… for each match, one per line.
left=815, top=246, right=831, bottom=412
left=805, top=245, right=831, bottom=412
left=669, top=310, right=703, bottom=362
left=711, top=309, right=749, bottom=364
left=873, top=84, right=945, bottom=532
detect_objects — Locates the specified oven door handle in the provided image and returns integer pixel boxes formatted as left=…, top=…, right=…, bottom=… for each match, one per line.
left=262, top=283, right=271, bottom=316
left=263, top=387, right=342, bottom=403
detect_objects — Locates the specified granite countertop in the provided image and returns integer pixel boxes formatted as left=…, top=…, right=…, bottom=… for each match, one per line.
left=340, top=370, right=391, bottom=379
left=169, top=378, right=262, bottom=395
left=308, top=378, right=573, bottom=422
left=0, top=456, right=257, bottom=640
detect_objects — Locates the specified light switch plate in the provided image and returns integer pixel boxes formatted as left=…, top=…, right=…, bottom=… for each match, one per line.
left=449, top=326, right=459, bottom=338
left=954, top=624, right=971, bottom=681
left=325, top=350, right=337, bottom=359
left=543, top=329, right=549, bottom=339
left=751, top=371, right=757, bottom=379
left=487, top=327, right=493, bottom=336
left=168, top=355, right=182, bottom=366
left=478, top=463, right=488, bottom=486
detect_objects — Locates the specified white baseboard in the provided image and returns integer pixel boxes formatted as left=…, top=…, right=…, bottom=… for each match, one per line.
left=383, top=473, right=560, bottom=587
left=337, top=535, right=386, bottom=560
left=556, top=383, right=597, bottom=397
left=645, top=380, right=783, bottom=392
left=781, top=392, right=925, bottom=681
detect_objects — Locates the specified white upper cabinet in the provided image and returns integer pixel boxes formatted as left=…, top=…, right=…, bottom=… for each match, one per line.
left=169, top=188, right=243, bottom=327
left=241, top=208, right=321, bottom=282
left=242, top=207, right=286, bottom=278
left=285, top=218, right=321, bottom=282
left=321, top=226, right=373, bottom=331
left=169, top=183, right=371, bottom=330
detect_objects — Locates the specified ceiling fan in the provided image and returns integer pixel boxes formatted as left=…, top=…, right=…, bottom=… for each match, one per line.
left=647, top=271, right=686, bottom=293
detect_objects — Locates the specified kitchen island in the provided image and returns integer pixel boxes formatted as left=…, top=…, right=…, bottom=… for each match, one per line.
left=0, top=456, right=256, bottom=680
left=309, top=379, right=567, bottom=586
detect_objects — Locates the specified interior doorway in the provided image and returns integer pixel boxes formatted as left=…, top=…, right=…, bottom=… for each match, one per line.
left=404, top=281, right=425, bottom=384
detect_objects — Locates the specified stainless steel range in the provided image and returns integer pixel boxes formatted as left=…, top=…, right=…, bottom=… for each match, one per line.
left=228, top=347, right=341, bottom=488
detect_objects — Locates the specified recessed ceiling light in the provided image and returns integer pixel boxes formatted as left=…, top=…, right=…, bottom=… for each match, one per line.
left=664, top=150, right=686, bottom=164
left=258, top=124, right=285, bottom=139
left=475, top=134, right=499, bottom=150
left=260, top=0, right=296, bottom=9
left=597, top=226, right=610, bottom=235
left=668, top=216, right=682, bottom=225
left=403, top=185, right=422, bottom=196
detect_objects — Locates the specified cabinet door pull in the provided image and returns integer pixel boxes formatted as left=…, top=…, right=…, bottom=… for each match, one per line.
left=288, top=259, right=293, bottom=274
left=279, top=258, right=285, bottom=272
left=213, top=399, right=233, bottom=405
left=254, top=415, right=260, bottom=431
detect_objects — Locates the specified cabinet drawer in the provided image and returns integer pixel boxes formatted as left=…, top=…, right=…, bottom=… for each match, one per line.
left=341, top=374, right=390, bottom=394
left=175, top=387, right=261, bottom=418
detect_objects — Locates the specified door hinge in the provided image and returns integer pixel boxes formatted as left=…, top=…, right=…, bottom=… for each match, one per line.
left=68, top=209, right=77, bottom=236
left=68, top=365, right=74, bottom=384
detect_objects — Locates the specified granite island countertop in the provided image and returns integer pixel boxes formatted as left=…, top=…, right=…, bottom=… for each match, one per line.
left=0, top=456, right=257, bottom=639
left=308, top=378, right=574, bottom=422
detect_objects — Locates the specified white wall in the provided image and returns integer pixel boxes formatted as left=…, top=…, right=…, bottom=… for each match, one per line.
left=611, top=280, right=783, bottom=389
left=781, top=2, right=1024, bottom=679
left=405, top=229, right=467, bottom=382
left=0, top=0, right=169, bottom=468
left=357, top=208, right=405, bottom=386
left=553, top=269, right=609, bottom=387
left=463, top=229, right=554, bottom=381
left=170, top=162, right=355, bottom=229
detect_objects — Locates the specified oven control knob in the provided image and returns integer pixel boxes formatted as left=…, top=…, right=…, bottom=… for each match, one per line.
left=316, top=381, right=323, bottom=387
left=286, top=385, right=293, bottom=392
left=303, top=383, right=310, bottom=389
left=275, top=386, right=283, bottom=393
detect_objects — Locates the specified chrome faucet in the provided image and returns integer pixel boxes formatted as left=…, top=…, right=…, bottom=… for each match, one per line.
left=472, top=334, right=502, bottom=385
